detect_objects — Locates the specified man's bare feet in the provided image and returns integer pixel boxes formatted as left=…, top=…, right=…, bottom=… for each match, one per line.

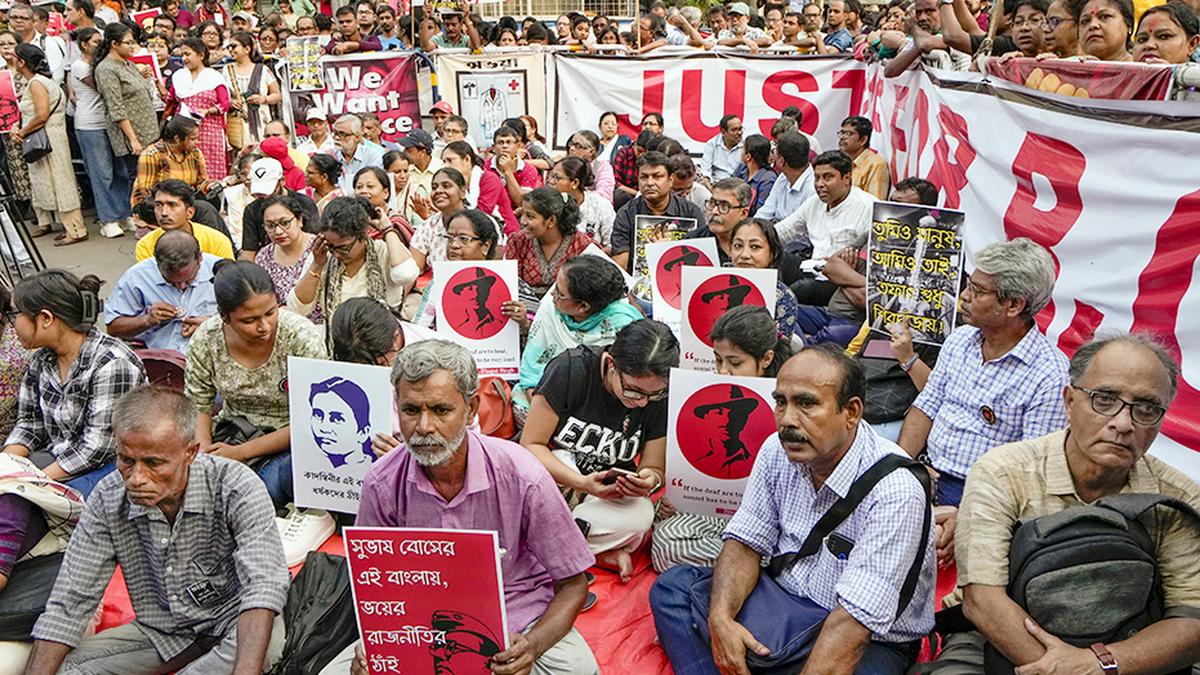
left=596, top=549, right=634, bottom=583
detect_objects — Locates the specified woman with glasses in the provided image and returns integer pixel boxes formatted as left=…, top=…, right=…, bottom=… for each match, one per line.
left=305, top=152, right=343, bottom=214
left=521, top=319, right=677, bottom=583
left=223, top=31, right=280, bottom=152
left=353, top=166, right=413, bottom=243
left=411, top=208, right=515, bottom=329
left=1043, top=0, right=1081, bottom=56
left=547, top=157, right=615, bottom=251
left=255, top=193, right=318, bottom=319
left=730, top=218, right=802, bottom=341
left=172, top=37, right=230, bottom=179
left=440, top=140, right=518, bottom=235
left=289, top=196, right=418, bottom=345
left=566, top=130, right=615, bottom=202
left=194, top=20, right=225, bottom=57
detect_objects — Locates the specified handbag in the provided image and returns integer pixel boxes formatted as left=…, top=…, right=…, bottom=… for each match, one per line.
left=20, top=85, right=61, bottom=164
left=478, top=376, right=516, bottom=440
left=687, top=454, right=933, bottom=673
left=224, top=64, right=245, bottom=151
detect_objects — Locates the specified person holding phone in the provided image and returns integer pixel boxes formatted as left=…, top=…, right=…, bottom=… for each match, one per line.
left=520, top=320, right=677, bottom=584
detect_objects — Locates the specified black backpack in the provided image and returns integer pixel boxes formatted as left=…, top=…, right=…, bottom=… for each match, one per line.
left=983, top=493, right=1200, bottom=674
left=269, top=551, right=359, bottom=675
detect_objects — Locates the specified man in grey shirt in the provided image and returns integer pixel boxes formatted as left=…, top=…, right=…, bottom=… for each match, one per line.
left=23, top=386, right=290, bottom=675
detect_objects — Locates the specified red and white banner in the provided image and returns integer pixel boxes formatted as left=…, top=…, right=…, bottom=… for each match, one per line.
left=861, top=64, right=1200, bottom=479
left=549, top=52, right=866, bottom=154
left=286, top=53, right=421, bottom=143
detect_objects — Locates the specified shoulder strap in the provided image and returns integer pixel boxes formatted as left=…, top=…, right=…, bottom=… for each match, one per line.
left=1095, top=493, right=1200, bottom=529
left=767, top=452, right=933, bottom=614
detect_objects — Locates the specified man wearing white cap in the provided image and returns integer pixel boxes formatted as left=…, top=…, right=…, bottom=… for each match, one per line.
left=237, top=158, right=320, bottom=261
left=297, top=108, right=336, bottom=156
left=716, top=3, right=772, bottom=49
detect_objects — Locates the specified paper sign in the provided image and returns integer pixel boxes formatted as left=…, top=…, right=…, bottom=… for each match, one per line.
left=679, top=267, right=777, bottom=372
left=433, top=260, right=520, bottom=377
left=665, top=368, right=778, bottom=517
left=0, top=71, right=19, bottom=133
left=645, top=238, right=718, bottom=335
left=286, top=36, right=325, bottom=92
left=631, top=215, right=696, bottom=299
left=865, top=201, right=965, bottom=346
left=345, top=527, right=508, bottom=675
left=129, top=51, right=163, bottom=85
left=131, top=7, right=162, bottom=31
left=288, top=356, right=394, bottom=514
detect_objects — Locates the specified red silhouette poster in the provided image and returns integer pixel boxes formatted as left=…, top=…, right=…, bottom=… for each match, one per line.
left=432, top=260, right=520, bottom=377
left=665, top=368, right=778, bottom=517
left=344, top=527, right=508, bottom=674
left=645, top=237, right=718, bottom=336
left=679, top=267, right=776, bottom=372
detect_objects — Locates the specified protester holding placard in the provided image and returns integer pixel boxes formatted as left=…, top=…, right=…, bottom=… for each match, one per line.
left=652, top=305, right=792, bottom=573
left=325, top=340, right=599, bottom=675
left=549, top=156, right=615, bottom=251
left=412, top=209, right=515, bottom=331
left=514, top=255, right=642, bottom=415
left=611, top=151, right=707, bottom=273
left=171, top=38, right=230, bottom=181
left=507, top=186, right=594, bottom=302
left=288, top=196, right=418, bottom=339
left=185, top=261, right=326, bottom=506
left=521, top=320, right=676, bottom=583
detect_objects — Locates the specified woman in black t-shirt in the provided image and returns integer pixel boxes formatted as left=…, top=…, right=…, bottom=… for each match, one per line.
left=521, top=319, right=679, bottom=583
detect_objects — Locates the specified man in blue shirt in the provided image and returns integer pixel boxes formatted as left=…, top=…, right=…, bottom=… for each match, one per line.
left=757, top=131, right=814, bottom=222
left=105, top=230, right=220, bottom=353
left=332, top=113, right=385, bottom=194
left=824, top=0, right=854, bottom=51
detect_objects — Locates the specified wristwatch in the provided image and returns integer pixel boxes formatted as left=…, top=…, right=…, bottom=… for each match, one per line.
left=1090, top=643, right=1119, bottom=674
left=900, top=354, right=919, bottom=372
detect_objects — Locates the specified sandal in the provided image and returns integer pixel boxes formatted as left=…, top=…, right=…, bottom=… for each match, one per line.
left=54, top=235, right=88, bottom=247
left=29, top=225, right=53, bottom=238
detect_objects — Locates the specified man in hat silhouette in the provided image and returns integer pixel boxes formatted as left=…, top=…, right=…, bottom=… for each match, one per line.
left=661, top=246, right=704, bottom=306
left=450, top=268, right=498, bottom=335
left=700, top=275, right=753, bottom=312
left=694, top=384, right=760, bottom=472
left=429, top=610, right=502, bottom=674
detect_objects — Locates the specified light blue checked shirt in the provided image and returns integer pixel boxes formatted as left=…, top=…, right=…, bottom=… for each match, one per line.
left=723, top=425, right=936, bottom=643
left=914, top=325, right=1069, bottom=481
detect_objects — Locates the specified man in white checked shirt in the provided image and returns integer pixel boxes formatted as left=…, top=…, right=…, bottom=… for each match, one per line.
left=651, top=345, right=936, bottom=675
left=897, top=238, right=1068, bottom=566
left=23, top=387, right=290, bottom=675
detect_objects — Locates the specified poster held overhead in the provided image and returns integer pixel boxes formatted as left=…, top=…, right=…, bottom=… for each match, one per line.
left=679, top=267, right=777, bottom=372
left=344, top=527, right=508, bottom=675
left=665, top=368, right=778, bottom=517
left=432, top=260, right=521, bottom=377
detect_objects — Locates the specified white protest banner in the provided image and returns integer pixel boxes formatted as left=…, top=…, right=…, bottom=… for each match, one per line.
left=861, top=62, right=1200, bottom=479
left=549, top=52, right=864, bottom=154
left=866, top=201, right=964, bottom=346
left=284, top=52, right=420, bottom=142
left=344, top=527, right=507, bottom=675
left=645, top=238, right=719, bottom=334
left=679, top=267, right=777, bottom=372
left=436, top=51, right=547, bottom=151
left=665, top=368, right=777, bottom=518
left=433, top=260, right=520, bottom=377
left=288, top=357, right=394, bottom=514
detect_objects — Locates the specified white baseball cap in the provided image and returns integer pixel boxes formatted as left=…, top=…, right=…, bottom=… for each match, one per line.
left=249, top=158, right=284, bottom=196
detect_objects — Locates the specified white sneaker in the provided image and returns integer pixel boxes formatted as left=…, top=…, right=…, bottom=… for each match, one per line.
left=276, top=505, right=336, bottom=567
left=99, top=222, right=124, bottom=239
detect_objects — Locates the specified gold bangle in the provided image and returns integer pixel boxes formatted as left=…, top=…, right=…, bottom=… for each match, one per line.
left=308, top=268, right=322, bottom=279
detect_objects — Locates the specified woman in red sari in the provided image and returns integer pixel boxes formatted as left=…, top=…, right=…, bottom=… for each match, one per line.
left=170, top=37, right=229, bottom=180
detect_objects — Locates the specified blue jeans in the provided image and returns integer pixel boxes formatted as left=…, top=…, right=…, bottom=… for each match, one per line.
left=63, top=461, right=116, bottom=500
left=75, top=129, right=133, bottom=223
left=652, top=566, right=918, bottom=675
left=256, top=451, right=293, bottom=507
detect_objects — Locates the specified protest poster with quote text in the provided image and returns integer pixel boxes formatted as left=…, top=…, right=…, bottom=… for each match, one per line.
left=432, top=260, right=520, bottom=377
left=632, top=215, right=696, bottom=300
left=865, top=201, right=964, bottom=346
left=344, top=528, right=507, bottom=675
left=288, top=357, right=394, bottom=514
left=679, top=267, right=776, bottom=372
left=645, top=238, right=718, bottom=335
left=665, top=369, right=777, bottom=517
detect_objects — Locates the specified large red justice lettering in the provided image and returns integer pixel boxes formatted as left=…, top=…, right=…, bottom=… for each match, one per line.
left=616, top=70, right=665, bottom=138
left=926, top=103, right=974, bottom=209
left=758, top=70, right=819, bottom=137
left=681, top=69, right=747, bottom=141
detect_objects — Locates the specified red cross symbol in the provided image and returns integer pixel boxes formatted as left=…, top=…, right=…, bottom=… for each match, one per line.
left=508, top=78, right=520, bottom=92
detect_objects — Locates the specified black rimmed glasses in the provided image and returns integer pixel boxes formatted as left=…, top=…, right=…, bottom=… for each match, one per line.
left=1072, top=386, right=1168, bottom=427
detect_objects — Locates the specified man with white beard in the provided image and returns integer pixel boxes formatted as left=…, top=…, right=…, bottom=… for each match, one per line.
left=321, top=340, right=601, bottom=675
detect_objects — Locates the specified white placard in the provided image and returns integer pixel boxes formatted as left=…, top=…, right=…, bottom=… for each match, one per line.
left=289, top=356, right=395, bottom=513
left=432, top=260, right=520, bottom=377
left=645, top=238, right=719, bottom=335
left=679, top=267, right=777, bottom=372
left=665, top=368, right=778, bottom=518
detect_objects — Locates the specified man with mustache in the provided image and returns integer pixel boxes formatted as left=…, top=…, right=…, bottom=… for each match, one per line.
left=24, top=386, right=289, bottom=674
left=930, top=334, right=1200, bottom=674
left=331, top=340, right=599, bottom=675
left=651, top=345, right=936, bottom=674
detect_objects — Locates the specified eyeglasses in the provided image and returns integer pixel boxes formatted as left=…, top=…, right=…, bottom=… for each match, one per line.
left=606, top=358, right=668, bottom=402
left=1072, top=386, right=1167, bottom=427
left=1012, top=16, right=1045, bottom=27
left=567, top=141, right=595, bottom=151
left=263, top=218, right=295, bottom=232
left=964, top=279, right=998, bottom=297
left=705, top=199, right=743, bottom=215
left=325, top=238, right=359, bottom=255
left=447, top=234, right=481, bottom=246
left=1045, top=16, right=1071, bottom=29
left=333, top=130, right=355, bottom=139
